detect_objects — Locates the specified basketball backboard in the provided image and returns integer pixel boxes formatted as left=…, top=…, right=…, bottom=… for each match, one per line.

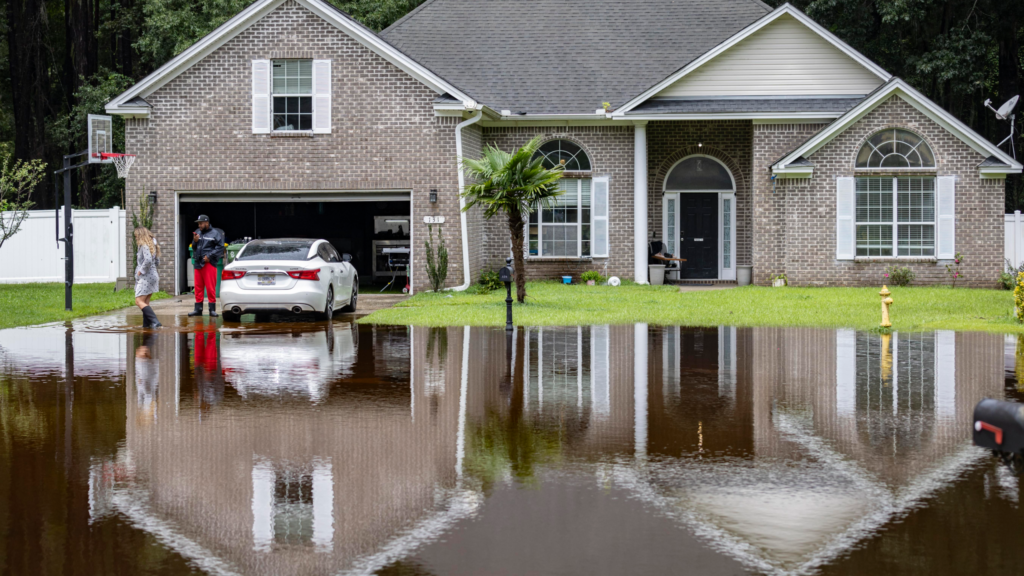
left=87, top=114, right=113, bottom=163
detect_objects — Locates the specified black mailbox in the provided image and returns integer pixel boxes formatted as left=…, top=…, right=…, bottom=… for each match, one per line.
left=499, top=264, right=514, bottom=283
left=973, top=398, right=1024, bottom=454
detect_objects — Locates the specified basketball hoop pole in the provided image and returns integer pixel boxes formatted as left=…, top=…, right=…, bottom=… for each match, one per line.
left=54, top=150, right=90, bottom=311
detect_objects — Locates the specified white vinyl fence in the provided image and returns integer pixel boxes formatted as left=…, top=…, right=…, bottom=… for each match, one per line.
left=0, top=208, right=126, bottom=284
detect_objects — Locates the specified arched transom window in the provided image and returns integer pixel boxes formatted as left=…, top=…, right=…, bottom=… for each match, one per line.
left=856, top=129, right=935, bottom=169
left=665, top=156, right=734, bottom=191
left=533, top=139, right=592, bottom=171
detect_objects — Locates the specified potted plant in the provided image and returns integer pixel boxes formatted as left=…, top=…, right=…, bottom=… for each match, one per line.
left=581, top=270, right=603, bottom=286
left=771, top=273, right=788, bottom=287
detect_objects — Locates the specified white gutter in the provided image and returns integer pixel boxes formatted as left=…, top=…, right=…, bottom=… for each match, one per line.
left=452, top=110, right=483, bottom=291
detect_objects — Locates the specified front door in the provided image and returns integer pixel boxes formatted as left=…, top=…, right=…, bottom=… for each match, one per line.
left=678, top=193, right=718, bottom=279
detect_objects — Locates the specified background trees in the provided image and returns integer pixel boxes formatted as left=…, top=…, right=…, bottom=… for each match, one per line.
left=0, top=0, right=1019, bottom=209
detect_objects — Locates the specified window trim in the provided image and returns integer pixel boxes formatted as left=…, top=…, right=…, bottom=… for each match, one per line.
left=664, top=154, right=737, bottom=192
left=528, top=178, right=592, bottom=259
left=854, top=128, right=937, bottom=171
left=271, top=58, right=314, bottom=133
left=854, top=176, right=936, bottom=258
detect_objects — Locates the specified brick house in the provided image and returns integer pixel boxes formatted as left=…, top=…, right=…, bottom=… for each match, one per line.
left=106, top=0, right=1021, bottom=293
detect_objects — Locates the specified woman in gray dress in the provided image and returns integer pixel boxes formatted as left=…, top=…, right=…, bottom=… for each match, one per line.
left=134, top=226, right=162, bottom=328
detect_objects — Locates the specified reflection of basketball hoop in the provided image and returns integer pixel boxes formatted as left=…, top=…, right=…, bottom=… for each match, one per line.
left=100, top=153, right=136, bottom=179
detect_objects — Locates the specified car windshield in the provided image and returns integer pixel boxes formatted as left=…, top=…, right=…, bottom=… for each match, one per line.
left=235, top=240, right=313, bottom=261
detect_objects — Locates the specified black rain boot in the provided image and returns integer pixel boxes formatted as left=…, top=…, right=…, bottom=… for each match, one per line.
left=141, top=308, right=151, bottom=328
left=142, top=306, right=162, bottom=328
left=188, top=302, right=204, bottom=317
left=208, top=303, right=219, bottom=318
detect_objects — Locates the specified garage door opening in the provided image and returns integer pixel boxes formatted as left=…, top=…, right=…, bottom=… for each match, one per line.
left=177, top=196, right=410, bottom=295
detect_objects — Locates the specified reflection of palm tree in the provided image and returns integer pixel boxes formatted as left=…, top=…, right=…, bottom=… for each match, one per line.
left=464, top=330, right=563, bottom=492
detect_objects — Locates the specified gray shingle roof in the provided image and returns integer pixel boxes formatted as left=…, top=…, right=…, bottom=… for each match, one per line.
left=626, top=97, right=864, bottom=115
left=380, top=0, right=772, bottom=114
left=978, top=156, right=1011, bottom=168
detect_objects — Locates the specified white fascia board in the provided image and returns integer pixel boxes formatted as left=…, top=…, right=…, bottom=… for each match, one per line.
left=980, top=167, right=1022, bottom=178
left=618, top=113, right=842, bottom=121
left=771, top=166, right=814, bottom=178
left=773, top=79, right=1023, bottom=171
left=612, top=3, right=891, bottom=116
left=106, top=0, right=476, bottom=114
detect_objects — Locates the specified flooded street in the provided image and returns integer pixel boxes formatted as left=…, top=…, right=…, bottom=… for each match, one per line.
left=1, top=311, right=1023, bottom=575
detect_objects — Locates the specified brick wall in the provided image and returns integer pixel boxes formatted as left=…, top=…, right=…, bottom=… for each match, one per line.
left=753, top=96, right=1003, bottom=287
left=124, top=0, right=464, bottom=294
left=647, top=121, right=753, bottom=267
left=480, top=126, right=635, bottom=281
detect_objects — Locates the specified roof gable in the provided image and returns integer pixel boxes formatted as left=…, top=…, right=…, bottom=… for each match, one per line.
left=106, top=0, right=477, bottom=116
left=772, top=78, right=1023, bottom=175
left=615, top=3, right=890, bottom=115
left=381, top=0, right=771, bottom=115
left=653, top=14, right=884, bottom=98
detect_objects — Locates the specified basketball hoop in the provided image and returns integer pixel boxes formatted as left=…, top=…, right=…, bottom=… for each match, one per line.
left=100, top=153, right=136, bottom=179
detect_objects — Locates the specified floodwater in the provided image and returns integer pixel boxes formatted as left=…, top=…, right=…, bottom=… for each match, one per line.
left=1, top=312, right=1023, bottom=576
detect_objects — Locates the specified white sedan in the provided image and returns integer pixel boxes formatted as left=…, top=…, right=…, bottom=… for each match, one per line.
left=219, top=238, right=358, bottom=322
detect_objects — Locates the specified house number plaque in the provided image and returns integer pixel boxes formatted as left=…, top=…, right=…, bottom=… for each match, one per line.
left=423, top=216, right=446, bottom=224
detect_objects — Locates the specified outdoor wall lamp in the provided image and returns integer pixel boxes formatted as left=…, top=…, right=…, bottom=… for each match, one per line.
left=147, top=190, right=157, bottom=205
left=429, top=188, right=438, bottom=203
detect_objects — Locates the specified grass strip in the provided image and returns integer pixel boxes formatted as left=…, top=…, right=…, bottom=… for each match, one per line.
left=360, top=282, right=1021, bottom=333
left=0, top=283, right=170, bottom=330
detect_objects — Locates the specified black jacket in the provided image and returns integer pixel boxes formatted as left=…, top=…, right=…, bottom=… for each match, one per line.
left=192, top=227, right=225, bottom=267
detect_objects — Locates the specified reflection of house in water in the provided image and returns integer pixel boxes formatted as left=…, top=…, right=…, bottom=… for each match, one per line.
left=93, top=323, right=1004, bottom=575
left=95, top=324, right=477, bottom=576
left=464, top=325, right=1005, bottom=574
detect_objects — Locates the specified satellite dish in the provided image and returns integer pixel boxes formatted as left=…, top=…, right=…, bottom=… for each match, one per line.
left=984, top=95, right=1019, bottom=160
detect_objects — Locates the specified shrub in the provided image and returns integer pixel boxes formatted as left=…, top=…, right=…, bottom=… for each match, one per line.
left=478, top=270, right=503, bottom=292
left=1003, top=259, right=1024, bottom=290
left=884, top=265, right=915, bottom=287
left=945, top=252, right=964, bottom=288
left=424, top=225, right=448, bottom=292
left=1015, top=272, right=1024, bottom=323
left=580, top=270, right=604, bottom=283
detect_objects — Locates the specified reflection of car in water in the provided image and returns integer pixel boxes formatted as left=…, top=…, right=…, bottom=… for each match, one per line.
left=219, top=322, right=358, bottom=402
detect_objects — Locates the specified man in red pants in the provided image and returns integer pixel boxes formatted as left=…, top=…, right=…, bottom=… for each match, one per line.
left=189, top=215, right=225, bottom=317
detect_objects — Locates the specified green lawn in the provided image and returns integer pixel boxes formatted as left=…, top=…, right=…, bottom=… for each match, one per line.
left=360, top=282, right=1022, bottom=333
left=0, top=283, right=171, bottom=330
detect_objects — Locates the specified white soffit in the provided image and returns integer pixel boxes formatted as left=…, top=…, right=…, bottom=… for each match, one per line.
left=654, top=14, right=884, bottom=98
left=106, top=0, right=476, bottom=116
left=614, top=3, right=891, bottom=115
left=773, top=79, right=1023, bottom=175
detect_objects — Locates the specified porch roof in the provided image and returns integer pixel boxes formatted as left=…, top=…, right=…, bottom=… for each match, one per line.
left=625, top=97, right=863, bottom=116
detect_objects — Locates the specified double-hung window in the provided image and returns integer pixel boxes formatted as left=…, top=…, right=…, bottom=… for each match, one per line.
left=855, top=177, right=935, bottom=257
left=529, top=179, right=591, bottom=257
left=272, top=59, right=313, bottom=131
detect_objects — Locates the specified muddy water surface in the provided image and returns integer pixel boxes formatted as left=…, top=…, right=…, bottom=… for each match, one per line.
left=1, top=312, right=1022, bottom=575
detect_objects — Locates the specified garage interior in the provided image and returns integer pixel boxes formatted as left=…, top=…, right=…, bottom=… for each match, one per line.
left=177, top=195, right=411, bottom=295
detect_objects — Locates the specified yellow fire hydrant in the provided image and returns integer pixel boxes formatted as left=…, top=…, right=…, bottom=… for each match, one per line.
left=880, top=285, right=893, bottom=328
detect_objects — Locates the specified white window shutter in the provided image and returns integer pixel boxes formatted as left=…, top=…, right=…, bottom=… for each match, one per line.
left=252, top=60, right=271, bottom=134
left=592, top=177, right=609, bottom=257
left=312, top=60, right=331, bottom=134
left=937, top=176, right=956, bottom=259
left=836, top=176, right=855, bottom=260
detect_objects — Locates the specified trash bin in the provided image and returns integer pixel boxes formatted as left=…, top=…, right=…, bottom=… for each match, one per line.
left=648, top=264, right=666, bottom=286
left=225, top=243, right=244, bottom=265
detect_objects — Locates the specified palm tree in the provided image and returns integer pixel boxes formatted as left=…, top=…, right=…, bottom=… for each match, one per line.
left=461, top=136, right=564, bottom=303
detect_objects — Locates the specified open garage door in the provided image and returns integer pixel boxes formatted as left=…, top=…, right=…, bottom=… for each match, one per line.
left=177, top=192, right=411, bottom=295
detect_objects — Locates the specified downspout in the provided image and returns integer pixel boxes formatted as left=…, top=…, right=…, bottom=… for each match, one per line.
left=452, top=109, right=483, bottom=291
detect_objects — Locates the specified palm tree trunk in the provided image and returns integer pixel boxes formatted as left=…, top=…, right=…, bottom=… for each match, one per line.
left=507, top=208, right=527, bottom=303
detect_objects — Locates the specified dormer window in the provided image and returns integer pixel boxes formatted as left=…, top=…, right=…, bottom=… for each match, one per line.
left=272, top=59, right=313, bottom=131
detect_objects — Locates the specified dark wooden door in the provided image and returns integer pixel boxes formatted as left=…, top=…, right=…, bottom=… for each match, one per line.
left=678, top=193, right=718, bottom=279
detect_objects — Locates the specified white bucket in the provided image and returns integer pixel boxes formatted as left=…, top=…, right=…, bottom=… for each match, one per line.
left=649, top=264, right=666, bottom=286
left=737, top=265, right=752, bottom=286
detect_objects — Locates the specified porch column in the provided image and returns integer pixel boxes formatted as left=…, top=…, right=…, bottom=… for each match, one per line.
left=633, top=121, right=649, bottom=283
